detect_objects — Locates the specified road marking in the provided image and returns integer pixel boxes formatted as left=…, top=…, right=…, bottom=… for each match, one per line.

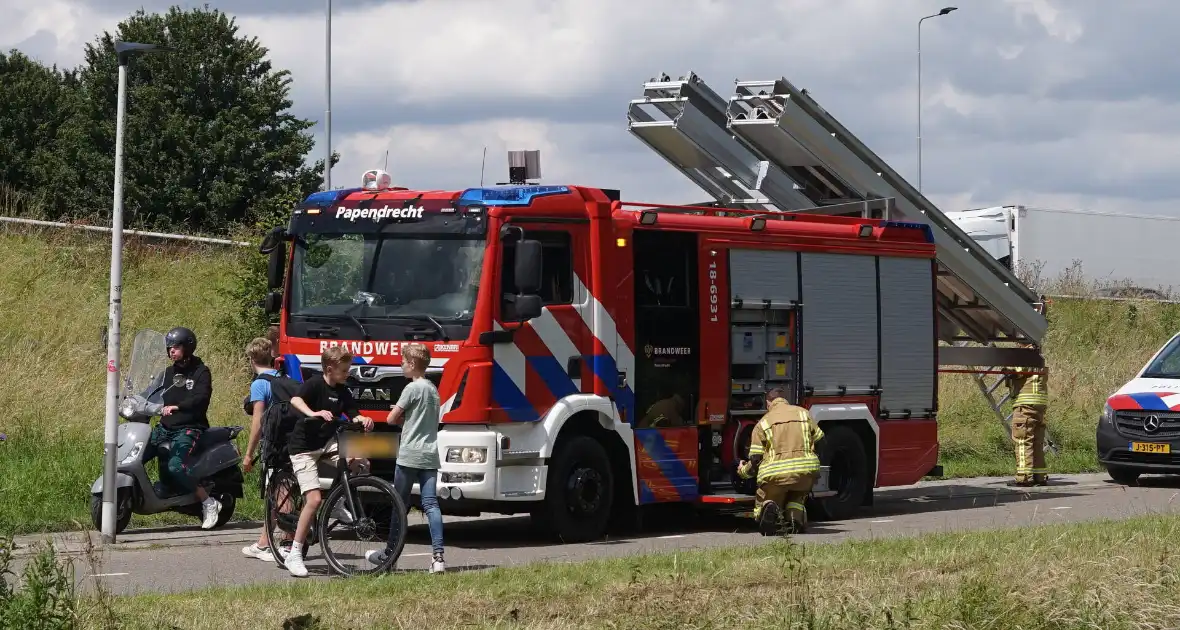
left=871, top=519, right=894, bottom=523
left=1051, top=506, right=1072, bottom=510
left=90, top=573, right=129, bottom=578
left=656, top=535, right=686, bottom=539
left=402, top=552, right=431, bottom=557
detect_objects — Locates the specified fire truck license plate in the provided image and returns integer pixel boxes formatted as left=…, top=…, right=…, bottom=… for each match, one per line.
left=345, top=433, right=400, bottom=459
left=1130, top=442, right=1170, bottom=454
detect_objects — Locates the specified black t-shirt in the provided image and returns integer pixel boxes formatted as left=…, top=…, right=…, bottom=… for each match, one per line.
left=287, top=374, right=359, bottom=454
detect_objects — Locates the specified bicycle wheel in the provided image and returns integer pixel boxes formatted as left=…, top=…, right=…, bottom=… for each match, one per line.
left=264, top=468, right=309, bottom=566
left=319, top=474, right=407, bottom=577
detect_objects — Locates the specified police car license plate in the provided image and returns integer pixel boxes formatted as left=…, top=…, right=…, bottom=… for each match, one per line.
left=344, top=433, right=399, bottom=459
left=1130, top=442, right=1170, bottom=454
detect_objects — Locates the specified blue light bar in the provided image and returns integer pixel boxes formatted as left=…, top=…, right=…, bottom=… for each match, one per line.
left=457, top=185, right=570, bottom=207
left=302, top=187, right=363, bottom=207
left=882, top=220, right=935, bottom=243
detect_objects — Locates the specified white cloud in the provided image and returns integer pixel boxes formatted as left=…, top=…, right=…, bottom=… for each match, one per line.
left=0, top=0, right=113, bottom=67
left=1003, top=0, right=1085, bottom=43
left=1, top=0, right=1179, bottom=222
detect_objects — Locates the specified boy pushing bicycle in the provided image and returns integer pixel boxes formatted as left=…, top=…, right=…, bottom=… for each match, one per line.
left=283, top=346, right=375, bottom=578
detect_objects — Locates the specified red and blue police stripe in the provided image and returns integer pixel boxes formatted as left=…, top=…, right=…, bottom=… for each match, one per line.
left=1108, top=391, right=1180, bottom=412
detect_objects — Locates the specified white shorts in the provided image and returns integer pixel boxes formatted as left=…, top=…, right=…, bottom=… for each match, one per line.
left=289, top=439, right=341, bottom=495
left=288, top=438, right=371, bottom=495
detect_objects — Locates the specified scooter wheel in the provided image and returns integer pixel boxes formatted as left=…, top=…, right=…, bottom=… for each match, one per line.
left=90, top=490, right=133, bottom=535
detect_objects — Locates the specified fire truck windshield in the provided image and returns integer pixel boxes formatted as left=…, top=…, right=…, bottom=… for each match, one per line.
left=289, top=233, right=485, bottom=330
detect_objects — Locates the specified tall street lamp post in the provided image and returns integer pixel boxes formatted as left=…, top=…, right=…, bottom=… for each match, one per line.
left=102, top=40, right=171, bottom=545
left=325, top=0, right=332, bottom=191
left=918, top=6, right=958, bottom=193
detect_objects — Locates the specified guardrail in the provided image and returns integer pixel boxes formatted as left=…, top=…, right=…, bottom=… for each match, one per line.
left=1045, top=293, right=1180, bottom=305
left=0, top=216, right=251, bottom=247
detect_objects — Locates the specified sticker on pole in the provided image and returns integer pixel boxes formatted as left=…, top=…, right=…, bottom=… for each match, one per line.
left=107, top=360, right=118, bottom=373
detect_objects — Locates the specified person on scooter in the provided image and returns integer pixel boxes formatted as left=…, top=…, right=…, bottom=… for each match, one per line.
left=149, top=326, right=222, bottom=529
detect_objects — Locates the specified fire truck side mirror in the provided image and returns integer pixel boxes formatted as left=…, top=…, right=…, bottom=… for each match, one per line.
left=514, top=238, right=543, bottom=295
left=514, top=294, right=543, bottom=321
left=263, top=291, right=282, bottom=314
left=266, top=240, right=287, bottom=290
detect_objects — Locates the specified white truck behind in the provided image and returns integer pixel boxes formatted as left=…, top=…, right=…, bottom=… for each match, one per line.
left=945, top=205, right=1180, bottom=299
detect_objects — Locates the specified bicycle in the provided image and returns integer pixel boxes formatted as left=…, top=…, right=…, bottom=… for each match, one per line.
left=263, top=422, right=408, bottom=576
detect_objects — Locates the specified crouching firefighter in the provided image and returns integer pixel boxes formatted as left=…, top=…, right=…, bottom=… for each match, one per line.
left=737, top=388, right=824, bottom=535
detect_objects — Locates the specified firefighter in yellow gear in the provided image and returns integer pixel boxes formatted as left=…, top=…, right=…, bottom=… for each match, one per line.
left=1007, top=362, right=1049, bottom=487
left=737, top=388, right=824, bottom=535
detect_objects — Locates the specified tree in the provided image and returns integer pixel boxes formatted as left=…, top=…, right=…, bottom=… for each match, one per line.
left=50, top=5, right=330, bottom=234
left=0, top=51, right=78, bottom=210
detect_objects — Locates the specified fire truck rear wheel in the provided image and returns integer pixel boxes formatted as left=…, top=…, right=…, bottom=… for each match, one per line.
left=810, top=424, right=870, bottom=522
left=534, top=435, right=614, bottom=543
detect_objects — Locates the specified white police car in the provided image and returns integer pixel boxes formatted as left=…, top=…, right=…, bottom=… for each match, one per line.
left=1097, top=331, right=1180, bottom=484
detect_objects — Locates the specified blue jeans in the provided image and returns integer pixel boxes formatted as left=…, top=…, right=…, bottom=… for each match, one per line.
left=390, top=464, right=444, bottom=556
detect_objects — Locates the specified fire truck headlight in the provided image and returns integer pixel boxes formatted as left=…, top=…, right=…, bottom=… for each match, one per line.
left=446, top=447, right=487, bottom=464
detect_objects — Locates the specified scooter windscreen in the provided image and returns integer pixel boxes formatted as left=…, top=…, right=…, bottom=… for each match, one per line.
left=122, top=329, right=172, bottom=415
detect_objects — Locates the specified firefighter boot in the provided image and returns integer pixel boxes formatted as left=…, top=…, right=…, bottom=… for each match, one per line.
left=757, top=501, right=781, bottom=536
left=783, top=494, right=808, bottom=535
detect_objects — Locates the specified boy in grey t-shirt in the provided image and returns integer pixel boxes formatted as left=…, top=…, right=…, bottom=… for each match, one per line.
left=368, top=343, right=446, bottom=573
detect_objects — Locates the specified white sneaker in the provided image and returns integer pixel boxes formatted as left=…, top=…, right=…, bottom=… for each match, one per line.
left=331, top=503, right=354, bottom=524
left=430, top=557, right=446, bottom=574
left=200, top=499, right=222, bottom=530
left=241, top=543, right=271, bottom=560
left=274, top=541, right=292, bottom=560
left=364, top=549, right=397, bottom=571
left=285, top=552, right=308, bottom=578
left=365, top=549, right=386, bottom=565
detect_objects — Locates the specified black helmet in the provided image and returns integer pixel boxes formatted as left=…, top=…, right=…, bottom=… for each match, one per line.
left=165, top=327, right=197, bottom=355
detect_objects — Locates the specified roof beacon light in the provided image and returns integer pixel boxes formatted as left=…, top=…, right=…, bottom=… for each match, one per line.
left=362, top=169, right=393, bottom=191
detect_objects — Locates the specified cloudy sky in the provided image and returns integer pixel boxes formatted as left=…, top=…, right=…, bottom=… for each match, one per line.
left=2, top=0, right=1177, bottom=217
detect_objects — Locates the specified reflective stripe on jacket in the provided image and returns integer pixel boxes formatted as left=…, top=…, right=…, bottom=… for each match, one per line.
left=1008, top=367, right=1048, bottom=407
left=745, top=398, right=824, bottom=485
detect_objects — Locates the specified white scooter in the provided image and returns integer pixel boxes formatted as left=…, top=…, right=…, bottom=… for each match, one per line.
left=89, top=329, right=245, bottom=534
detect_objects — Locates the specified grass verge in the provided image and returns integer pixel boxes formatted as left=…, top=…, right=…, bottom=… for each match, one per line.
left=3, top=225, right=1180, bottom=533
left=90, top=514, right=1180, bottom=629
left=0, top=226, right=265, bottom=534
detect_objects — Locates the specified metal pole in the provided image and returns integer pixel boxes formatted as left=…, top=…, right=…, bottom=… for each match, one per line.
left=917, top=7, right=958, bottom=195
left=917, top=17, right=926, bottom=194
left=325, top=0, right=332, bottom=191
left=101, top=61, right=129, bottom=544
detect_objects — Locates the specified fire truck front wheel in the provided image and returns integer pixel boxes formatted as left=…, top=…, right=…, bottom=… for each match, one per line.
left=532, top=435, right=614, bottom=543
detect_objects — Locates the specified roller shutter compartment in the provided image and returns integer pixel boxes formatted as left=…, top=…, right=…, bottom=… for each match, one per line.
left=878, top=256, right=936, bottom=417
left=729, top=249, right=799, bottom=305
left=799, top=252, right=878, bottom=394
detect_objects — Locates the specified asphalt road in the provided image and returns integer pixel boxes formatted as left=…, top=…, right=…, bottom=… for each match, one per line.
left=13, top=472, right=1180, bottom=596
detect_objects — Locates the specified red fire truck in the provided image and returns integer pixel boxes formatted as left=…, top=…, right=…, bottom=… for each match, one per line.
left=257, top=172, right=950, bottom=542
left=255, top=73, right=1049, bottom=543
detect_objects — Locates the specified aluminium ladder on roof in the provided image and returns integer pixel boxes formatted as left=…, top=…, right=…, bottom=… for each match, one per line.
left=723, top=77, right=1046, bottom=349
left=626, top=72, right=1048, bottom=355
left=625, top=73, right=815, bottom=211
